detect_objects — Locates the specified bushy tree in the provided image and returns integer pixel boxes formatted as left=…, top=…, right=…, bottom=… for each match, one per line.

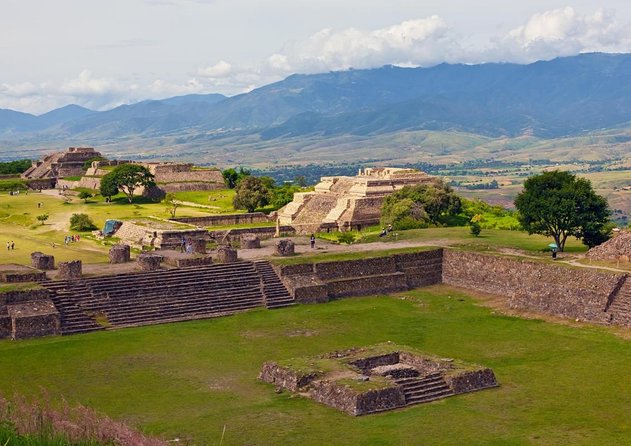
left=233, top=176, right=270, bottom=212
left=515, top=170, right=610, bottom=251
left=36, top=214, right=49, bottom=225
left=78, top=191, right=93, bottom=203
left=99, top=173, right=119, bottom=200
left=270, top=185, right=300, bottom=209
left=100, top=164, right=155, bottom=203
left=381, top=181, right=461, bottom=230
left=222, top=167, right=251, bottom=189
left=70, top=213, right=97, bottom=231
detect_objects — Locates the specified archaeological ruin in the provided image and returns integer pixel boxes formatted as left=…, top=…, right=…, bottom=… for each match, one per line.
left=260, top=344, right=498, bottom=415
left=22, top=146, right=224, bottom=194
left=0, top=246, right=629, bottom=340
left=277, top=167, right=437, bottom=233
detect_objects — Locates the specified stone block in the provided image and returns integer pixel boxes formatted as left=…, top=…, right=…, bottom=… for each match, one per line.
left=137, top=253, right=164, bottom=271
left=241, top=233, right=261, bottom=249
left=58, top=260, right=82, bottom=279
left=191, top=238, right=207, bottom=254
left=30, top=252, right=55, bottom=270
left=109, top=244, right=131, bottom=264
left=275, top=239, right=295, bottom=256
left=216, top=246, right=238, bottom=263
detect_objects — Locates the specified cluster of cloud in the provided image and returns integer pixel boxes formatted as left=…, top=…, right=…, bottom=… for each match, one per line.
left=3, top=7, right=631, bottom=114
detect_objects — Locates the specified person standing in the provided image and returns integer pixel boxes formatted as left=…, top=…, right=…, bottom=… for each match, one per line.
left=310, top=234, right=316, bottom=249
left=10, top=241, right=14, bottom=250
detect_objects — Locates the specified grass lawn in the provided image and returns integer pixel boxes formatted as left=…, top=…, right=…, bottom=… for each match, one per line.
left=173, top=189, right=238, bottom=212
left=0, top=193, right=213, bottom=264
left=355, top=226, right=587, bottom=254
left=0, top=286, right=628, bottom=445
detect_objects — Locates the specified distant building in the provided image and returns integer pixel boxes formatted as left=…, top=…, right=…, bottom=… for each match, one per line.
left=22, top=147, right=101, bottom=184
left=278, top=167, right=437, bottom=233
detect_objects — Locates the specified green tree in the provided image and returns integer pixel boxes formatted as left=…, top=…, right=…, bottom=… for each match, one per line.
left=70, top=213, right=97, bottom=231
left=99, top=173, right=119, bottom=200
left=163, top=193, right=180, bottom=218
left=36, top=213, right=49, bottom=225
left=233, top=176, right=270, bottom=212
left=100, top=164, right=155, bottom=203
left=514, top=170, right=610, bottom=251
left=381, top=181, right=461, bottom=230
left=78, top=191, right=93, bottom=203
left=222, top=167, right=251, bottom=189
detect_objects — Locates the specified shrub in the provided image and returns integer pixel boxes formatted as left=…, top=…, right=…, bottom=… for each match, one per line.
left=70, top=214, right=97, bottom=231
left=470, top=221, right=482, bottom=237
left=337, top=232, right=356, bottom=244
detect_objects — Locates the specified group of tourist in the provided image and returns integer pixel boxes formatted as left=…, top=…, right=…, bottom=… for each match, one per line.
left=5, top=241, right=15, bottom=250
left=180, top=237, right=195, bottom=254
left=64, top=234, right=80, bottom=245
left=379, top=224, right=394, bottom=237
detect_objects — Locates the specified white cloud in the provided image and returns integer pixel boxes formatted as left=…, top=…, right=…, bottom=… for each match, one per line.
left=197, top=60, right=233, bottom=78
left=267, top=16, right=461, bottom=74
left=499, top=7, right=631, bottom=62
left=4, top=8, right=631, bottom=114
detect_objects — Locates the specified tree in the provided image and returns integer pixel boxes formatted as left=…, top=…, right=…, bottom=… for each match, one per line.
left=99, top=174, right=119, bottom=200
left=100, top=164, right=155, bottom=203
left=163, top=193, right=180, bottom=218
left=381, top=181, right=462, bottom=230
left=70, top=213, right=97, bottom=231
left=222, top=167, right=251, bottom=189
left=36, top=214, right=49, bottom=225
left=78, top=191, right=93, bottom=203
left=514, top=170, right=610, bottom=251
left=233, top=176, right=270, bottom=212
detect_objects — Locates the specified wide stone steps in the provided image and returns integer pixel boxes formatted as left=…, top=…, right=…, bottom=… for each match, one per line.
left=39, top=261, right=295, bottom=334
left=395, top=373, right=454, bottom=405
left=606, top=278, right=631, bottom=325
left=253, top=260, right=296, bottom=309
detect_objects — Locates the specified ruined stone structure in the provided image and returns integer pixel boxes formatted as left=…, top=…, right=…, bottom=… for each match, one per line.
left=241, top=234, right=261, bottom=249
left=275, top=239, right=295, bottom=256
left=260, top=344, right=498, bottom=415
left=216, top=246, right=238, bottom=263
left=278, top=167, right=437, bottom=233
left=22, top=147, right=101, bottom=184
left=31, top=252, right=55, bottom=270
left=112, top=219, right=209, bottom=251
left=58, top=261, right=82, bottom=279
left=37, top=260, right=295, bottom=335
left=24, top=147, right=224, bottom=194
left=586, top=230, right=631, bottom=262
left=109, top=245, right=131, bottom=264
left=137, top=254, right=164, bottom=271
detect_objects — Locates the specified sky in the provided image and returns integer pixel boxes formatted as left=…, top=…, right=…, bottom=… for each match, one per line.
left=3, top=0, right=631, bottom=114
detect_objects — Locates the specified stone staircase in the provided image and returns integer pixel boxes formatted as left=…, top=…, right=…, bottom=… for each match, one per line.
left=394, top=372, right=454, bottom=406
left=42, top=280, right=105, bottom=335
left=606, top=276, right=631, bottom=326
left=253, top=260, right=295, bottom=309
left=40, top=261, right=296, bottom=334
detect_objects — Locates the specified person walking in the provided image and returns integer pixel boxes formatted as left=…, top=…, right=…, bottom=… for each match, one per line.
left=10, top=241, right=14, bottom=250
left=310, top=234, right=316, bottom=249
left=6, top=241, right=9, bottom=250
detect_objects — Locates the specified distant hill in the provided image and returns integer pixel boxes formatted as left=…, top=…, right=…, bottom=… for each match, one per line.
left=4, top=53, right=631, bottom=162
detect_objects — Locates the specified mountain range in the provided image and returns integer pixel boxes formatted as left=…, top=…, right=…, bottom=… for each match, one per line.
left=3, top=53, right=631, bottom=164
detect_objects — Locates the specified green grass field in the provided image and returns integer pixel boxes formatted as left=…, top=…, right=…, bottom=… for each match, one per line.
left=0, top=286, right=628, bottom=445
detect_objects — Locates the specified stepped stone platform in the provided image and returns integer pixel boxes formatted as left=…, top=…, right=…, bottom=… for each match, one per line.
left=260, top=343, right=498, bottom=416
left=38, top=260, right=294, bottom=335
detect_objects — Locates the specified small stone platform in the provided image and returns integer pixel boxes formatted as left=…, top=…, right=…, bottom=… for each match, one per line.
left=260, top=343, right=498, bottom=416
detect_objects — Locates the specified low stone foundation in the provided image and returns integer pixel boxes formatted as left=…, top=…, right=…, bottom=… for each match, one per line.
left=7, top=301, right=60, bottom=339
left=164, top=256, right=214, bottom=268
left=137, top=254, right=164, bottom=271
left=109, top=245, right=131, bottom=264
left=260, top=344, right=497, bottom=416
left=30, top=252, right=55, bottom=270
left=0, top=265, right=46, bottom=283
left=241, top=234, right=261, bottom=249
left=57, top=261, right=82, bottom=279
left=275, top=240, right=295, bottom=256
left=216, top=246, right=238, bottom=263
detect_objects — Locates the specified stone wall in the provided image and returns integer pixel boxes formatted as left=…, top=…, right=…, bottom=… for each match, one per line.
left=173, top=212, right=270, bottom=227
left=6, top=301, right=60, bottom=339
left=0, top=289, right=50, bottom=306
left=308, top=380, right=405, bottom=416
left=349, top=353, right=400, bottom=373
left=442, top=250, right=623, bottom=323
left=209, top=226, right=295, bottom=243
left=259, top=361, right=320, bottom=392
left=326, top=273, right=408, bottom=298
left=444, top=368, right=498, bottom=395
left=315, top=257, right=397, bottom=280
